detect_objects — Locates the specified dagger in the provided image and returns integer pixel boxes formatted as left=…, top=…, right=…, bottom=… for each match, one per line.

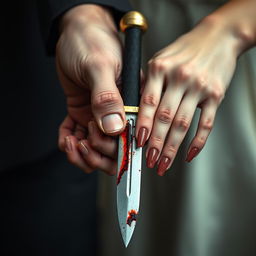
left=117, top=11, right=148, bottom=247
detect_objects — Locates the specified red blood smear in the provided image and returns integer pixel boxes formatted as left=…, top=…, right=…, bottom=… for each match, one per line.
left=117, top=124, right=129, bottom=185
left=126, top=209, right=138, bottom=226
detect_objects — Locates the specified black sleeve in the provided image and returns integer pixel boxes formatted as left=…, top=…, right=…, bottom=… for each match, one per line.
left=37, top=0, right=132, bottom=55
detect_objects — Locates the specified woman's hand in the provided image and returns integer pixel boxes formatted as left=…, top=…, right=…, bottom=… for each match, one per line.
left=136, top=13, right=248, bottom=176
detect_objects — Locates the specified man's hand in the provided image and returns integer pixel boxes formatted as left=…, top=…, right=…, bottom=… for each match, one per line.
left=56, top=4, right=125, bottom=174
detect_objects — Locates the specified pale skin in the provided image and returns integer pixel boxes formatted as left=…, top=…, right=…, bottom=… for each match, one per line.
left=57, top=1, right=256, bottom=176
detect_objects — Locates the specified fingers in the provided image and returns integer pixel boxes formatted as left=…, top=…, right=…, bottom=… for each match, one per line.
left=59, top=116, right=75, bottom=152
left=156, top=94, right=199, bottom=176
left=186, top=100, right=217, bottom=162
left=136, top=74, right=165, bottom=147
left=64, top=136, right=94, bottom=174
left=77, top=140, right=117, bottom=175
left=64, top=135, right=116, bottom=176
left=87, top=57, right=126, bottom=136
left=87, top=121, right=117, bottom=159
left=144, top=85, right=185, bottom=163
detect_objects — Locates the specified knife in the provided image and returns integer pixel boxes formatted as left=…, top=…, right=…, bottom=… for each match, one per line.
left=117, top=11, right=148, bottom=247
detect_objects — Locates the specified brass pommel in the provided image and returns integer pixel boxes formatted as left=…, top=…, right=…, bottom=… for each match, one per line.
left=120, top=11, right=148, bottom=32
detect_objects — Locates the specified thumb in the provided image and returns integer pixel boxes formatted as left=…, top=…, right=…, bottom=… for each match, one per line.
left=90, top=66, right=126, bottom=136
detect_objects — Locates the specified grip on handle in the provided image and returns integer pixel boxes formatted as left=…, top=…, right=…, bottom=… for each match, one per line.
left=120, top=11, right=148, bottom=109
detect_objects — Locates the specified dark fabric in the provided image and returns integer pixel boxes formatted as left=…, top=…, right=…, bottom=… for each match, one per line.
left=0, top=1, right=66, bottom=171
left=0, top=0, right=130, bottom=172
left=37, top=0, right=132, bottom=55
left=0, top=150, right=98, bottom=256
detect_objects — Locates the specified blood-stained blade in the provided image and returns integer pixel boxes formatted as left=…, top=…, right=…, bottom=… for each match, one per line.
left=117, top=113, right=142, bottom=247
left=117, top=11, right=147, bottom=247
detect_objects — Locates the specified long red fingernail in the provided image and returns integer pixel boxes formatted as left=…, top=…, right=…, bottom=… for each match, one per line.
left=186, top=147, right=200, bottom=162
left=137, top=127, right=148, bottom=147
left=157, top=157, right=171, bottom=176
left=147, top=148, right=159, bottom=168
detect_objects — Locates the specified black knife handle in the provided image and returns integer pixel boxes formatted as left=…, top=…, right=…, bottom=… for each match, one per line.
left=122, top=27, right=142, bottom=107
left=120, top=11, right=148, bottom=108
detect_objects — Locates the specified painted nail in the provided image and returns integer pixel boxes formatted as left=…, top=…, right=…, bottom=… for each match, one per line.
left=102, top=113, right=123, bottom=133
left=186, top=147, right=200, bottom=162
left=157, top=157, right=171, bottom=176
left=79, top=141, right=89, bottom=156
left=65, top=136, right=72, bottom=152
left=137, top=127, right=148, bottom=147
left=147, top=148, right=159, bottom=168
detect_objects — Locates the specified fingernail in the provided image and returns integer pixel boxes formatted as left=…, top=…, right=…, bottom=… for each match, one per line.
left=65, top=136, right=72, bottom=152
left=157, top=157, right=171, bottom=176
left=147, top=148, right=159, bottom=168
left=79, top=141, right=88, bottom=156
left=186, top=147, right=200, bottom=162
left=137, top=127, right=148, bottom=147
left=102, top=113, right=123, bottom=133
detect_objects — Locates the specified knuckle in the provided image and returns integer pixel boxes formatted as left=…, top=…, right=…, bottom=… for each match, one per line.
left=148, top=58, right=169, bottom=73
left=175, top=64, right=192, bottom=83
left=165, top=144, right=177, bottom=155
left=92, top=91, right=120, bottom=110
left=150, top=135, right=164, bottom=146
left=156, top=107, right=173, bottom=124
left=201, top=119, right=213, bottom=131
left=142, top=94, right=158, bottom=107
left=173, top=116, right=190, bottom=131
left=87, top=158, right=99, bottom=170
left=90, top=138, right=98, bottom=149
left=208, top=83, right=225, bottom=102
left=194, top=75, right=207, bottom=91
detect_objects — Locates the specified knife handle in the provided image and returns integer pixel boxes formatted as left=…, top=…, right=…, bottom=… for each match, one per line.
left=120, top=11, right=148, bottom=109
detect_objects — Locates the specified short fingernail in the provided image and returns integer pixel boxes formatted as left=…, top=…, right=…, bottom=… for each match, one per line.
left=102, top=113, right=123, bottom=133
left=137, top=127, right=148, bottom=147
left=157, top=157, right=171, bottom=176
left=186, top=147, right=200, bottom=162
left=147, top=148, right=159, bottom=168
left=65, top=136, right=72, bottom=152
left=79, top=141, right=88, bottom=156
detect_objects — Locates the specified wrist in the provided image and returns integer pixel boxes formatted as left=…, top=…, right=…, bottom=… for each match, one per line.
left=207, top=0, right=256, bottom=56
left=60, top=4, right=117, bottom=34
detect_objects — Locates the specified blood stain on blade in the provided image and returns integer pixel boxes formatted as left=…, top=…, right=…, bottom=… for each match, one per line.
left=117, top=123, right=130, bottom=185
left=126, top=209, right=138, bottom=226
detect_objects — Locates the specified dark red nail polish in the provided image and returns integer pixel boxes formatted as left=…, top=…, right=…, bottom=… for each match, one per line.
left=147, top=148, right=159, bottom=168
left=186, top=147, right=200, bottom=162
left=137, top=127, right=148, bottom=147
left=157, top=157, right=171, bottom=176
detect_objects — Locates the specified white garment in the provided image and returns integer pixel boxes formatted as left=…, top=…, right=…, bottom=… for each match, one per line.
left=98, top=1, right=256, bottom=255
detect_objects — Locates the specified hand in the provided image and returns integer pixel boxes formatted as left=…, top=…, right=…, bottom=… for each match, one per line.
left=56, top=5, right=125, bottom=174
left=59, top=117, right=117, bottom=175
left=136, top=15, right=242, bottom=176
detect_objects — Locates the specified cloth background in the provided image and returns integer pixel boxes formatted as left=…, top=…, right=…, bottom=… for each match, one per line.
left=98, top=1, right=256, bottom=255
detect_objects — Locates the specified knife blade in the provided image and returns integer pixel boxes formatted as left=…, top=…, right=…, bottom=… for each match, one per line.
left=117, top=113, right=142, bottom=247
left=117, top=11, right=148, bottom=247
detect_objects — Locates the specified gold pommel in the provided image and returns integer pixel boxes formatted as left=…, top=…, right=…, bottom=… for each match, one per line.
left=120, top=11, right=148, bottom=32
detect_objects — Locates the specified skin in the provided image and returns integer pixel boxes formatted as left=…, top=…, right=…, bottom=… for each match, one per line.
left=57, top=1, right=256, bottom=176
